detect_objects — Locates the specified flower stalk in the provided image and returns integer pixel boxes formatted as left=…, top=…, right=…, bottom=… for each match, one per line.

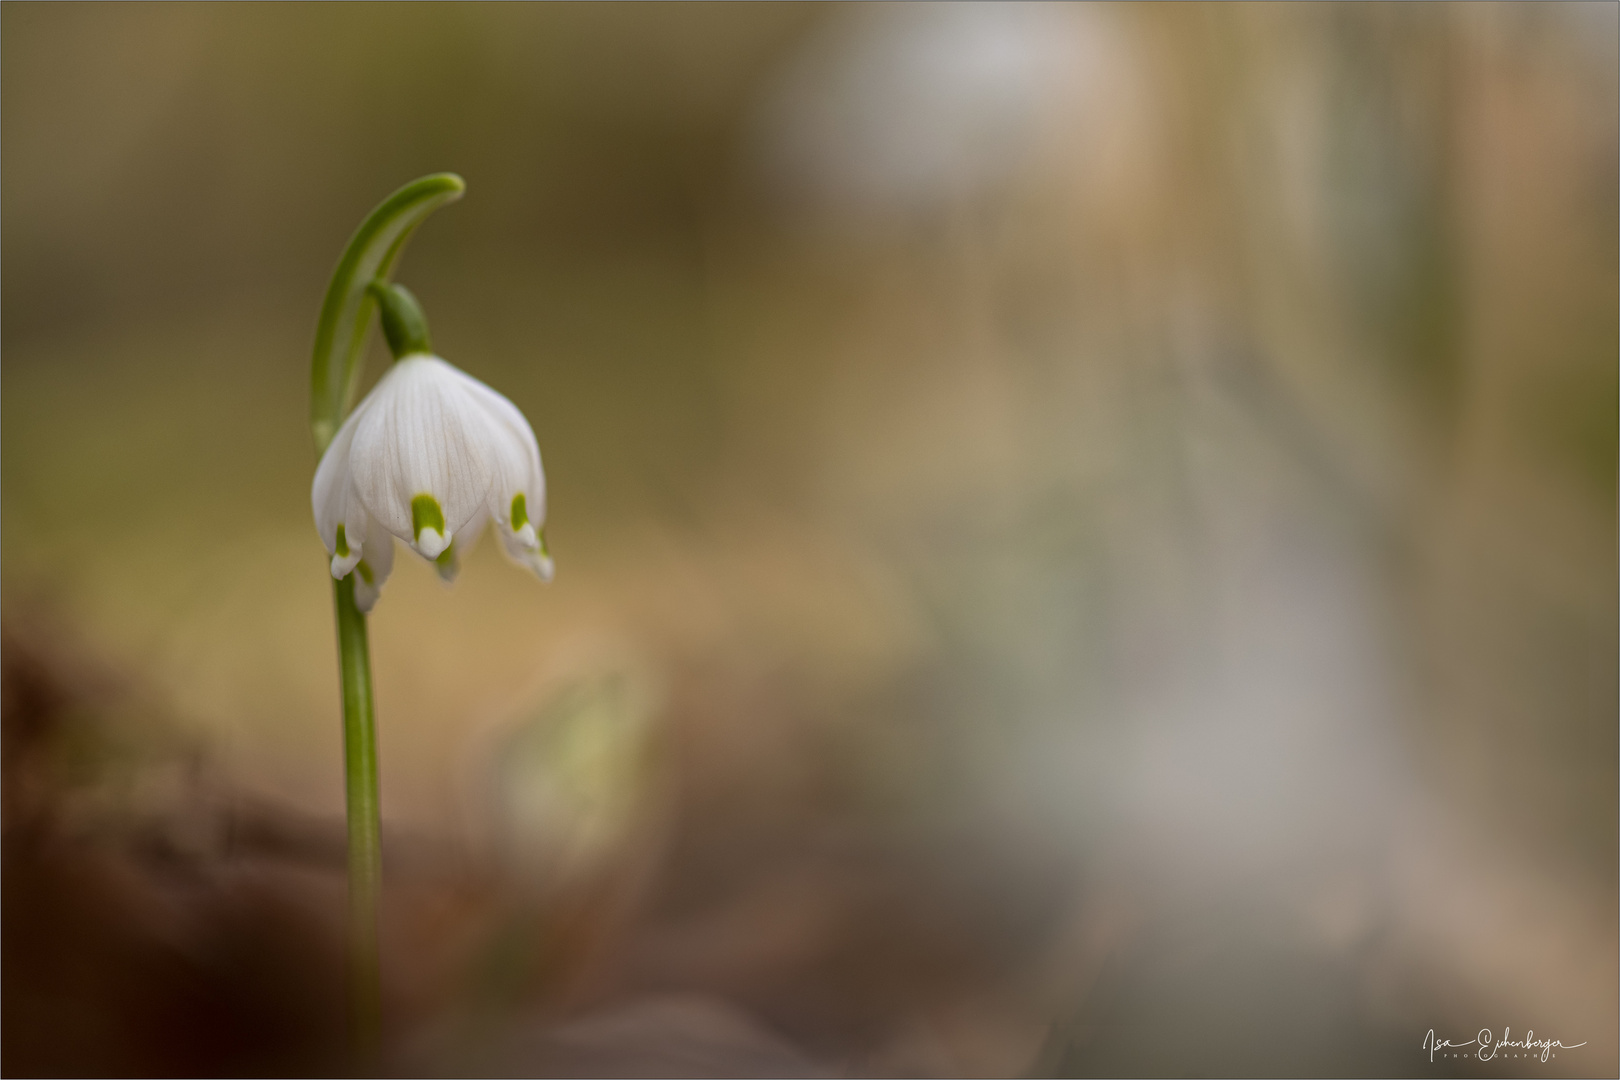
left=311, top=172, right=551, bottom=1062
left=311, top=174, right=465, bottom=1062
left=369, top=280, right=433, bottom=360
left=333, top=569, right=382, bottom=1057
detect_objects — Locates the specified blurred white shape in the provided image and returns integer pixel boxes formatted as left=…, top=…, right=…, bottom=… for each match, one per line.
left=486, top=667, right=660, bottom=886
left=1113, top=515, right=1405, bottom=874
left=754, top=2, right=1141, bottom=212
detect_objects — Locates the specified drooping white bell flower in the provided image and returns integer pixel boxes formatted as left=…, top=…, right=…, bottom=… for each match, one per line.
left=311, top=291, right=551, bottom=612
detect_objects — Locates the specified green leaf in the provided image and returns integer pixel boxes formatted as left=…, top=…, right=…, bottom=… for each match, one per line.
left=309, top=173, right=465, bottom=453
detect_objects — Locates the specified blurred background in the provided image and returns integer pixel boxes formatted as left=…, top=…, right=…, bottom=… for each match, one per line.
left=3, top=3, right=1615, bottom=1076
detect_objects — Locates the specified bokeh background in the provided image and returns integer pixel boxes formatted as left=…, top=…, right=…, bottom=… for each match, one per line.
left=3, top=3, right=1616, bottom=1076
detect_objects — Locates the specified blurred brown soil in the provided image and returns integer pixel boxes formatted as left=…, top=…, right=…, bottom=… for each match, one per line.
left=0, top=615, right=1090, bottom=1078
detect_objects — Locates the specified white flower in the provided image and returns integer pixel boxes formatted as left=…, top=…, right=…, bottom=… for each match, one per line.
left=312, top=354, right=551, bottom=612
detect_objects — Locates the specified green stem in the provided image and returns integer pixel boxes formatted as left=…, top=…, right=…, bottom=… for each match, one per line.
left=313, top=174, right=464, bottom=1060
left=368, top=281, right=434, bottom=360
left=333, top=571, right=381, bottom=1060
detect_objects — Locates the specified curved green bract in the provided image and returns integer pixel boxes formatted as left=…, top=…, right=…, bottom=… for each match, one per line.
left=310, top=173, right=465, bottom=453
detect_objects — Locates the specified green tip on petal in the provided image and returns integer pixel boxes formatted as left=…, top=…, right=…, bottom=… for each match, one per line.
left=411, top=494, right=446, bottom=543
left=356, top=559, right=375, bottom=586
left=434, top=540, right=460, bottom=583
left=510, top=493, right=529, bottom=531
left=335, top=523, right=350, bottom=558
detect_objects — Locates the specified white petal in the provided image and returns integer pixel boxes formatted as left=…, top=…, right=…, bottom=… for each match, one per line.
left=455, top=370, right=550, bottom=579
left=364, top=510, right=396, bottom=581
left=455, top=507, right=490, bottom=559
left=498, top=520, right=555, bottom=582
left=311, top=405, right=363, bottom=555
left=341, top=495, right=371, bottom=574
left=330, top=534, right=363, bottom=580
left=348, top=357, right=499, bottom=549
left=351, top=512, right=396, bottom=614
left=329, top=483, right=371, bottom=580
left=425, top=508, right=488, bottom=584
left=312, top=396, right=384, bottom=581
left=457, top=373, right=547, bottom=527
left=353, top=570, right=382, bottom=613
